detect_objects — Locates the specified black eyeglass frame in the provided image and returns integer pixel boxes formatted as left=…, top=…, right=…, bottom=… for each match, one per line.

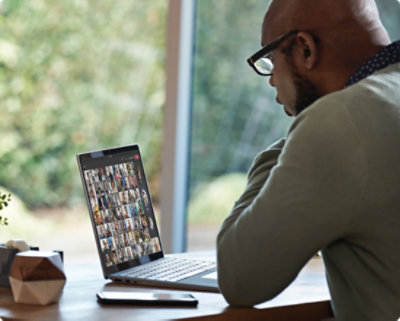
left=247, top=29, right=299, bottom=76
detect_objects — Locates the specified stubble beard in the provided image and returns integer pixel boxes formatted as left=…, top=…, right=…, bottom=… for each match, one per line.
left=292, top=71, right=321, bottom=115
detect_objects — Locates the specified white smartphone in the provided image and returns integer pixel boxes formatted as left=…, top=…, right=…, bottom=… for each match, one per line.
left=96, top=291, right=198, bottom=306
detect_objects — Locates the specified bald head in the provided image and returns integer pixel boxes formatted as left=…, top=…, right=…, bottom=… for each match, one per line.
left=262, top=0, right=389, bottom=44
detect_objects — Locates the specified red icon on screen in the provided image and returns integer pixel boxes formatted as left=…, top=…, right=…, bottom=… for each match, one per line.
left=134, top=155, right=140, bottom=160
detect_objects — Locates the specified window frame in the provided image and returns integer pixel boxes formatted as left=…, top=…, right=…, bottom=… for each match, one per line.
left=160, top=0, right=196, bottom=253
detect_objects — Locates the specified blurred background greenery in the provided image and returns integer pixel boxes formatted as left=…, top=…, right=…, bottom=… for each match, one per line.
left=1, top=0, right=400, bottom=254
left=0, top=0, right=166, bottom=209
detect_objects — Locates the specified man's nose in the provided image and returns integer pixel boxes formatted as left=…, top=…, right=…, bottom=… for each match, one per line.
left=269, top=74, right=275, bottom=87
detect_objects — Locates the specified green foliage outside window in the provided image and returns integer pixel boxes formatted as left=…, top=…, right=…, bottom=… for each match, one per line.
left=0, top=0, right=166, bottom=208
left=189, top=0, right=292, bottom=201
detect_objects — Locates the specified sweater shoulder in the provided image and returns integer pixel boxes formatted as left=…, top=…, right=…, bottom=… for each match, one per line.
left=288, top=62, right=400, bottom=139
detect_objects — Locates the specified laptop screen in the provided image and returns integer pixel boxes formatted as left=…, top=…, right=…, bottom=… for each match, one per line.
left=77, top=145, right=163, bottom=276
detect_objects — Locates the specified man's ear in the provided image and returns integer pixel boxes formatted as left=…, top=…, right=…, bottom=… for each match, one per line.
left=296, top=31, right=318, bottom=70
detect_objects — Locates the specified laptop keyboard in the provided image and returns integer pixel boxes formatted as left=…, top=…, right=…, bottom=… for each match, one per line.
left=120, top=257, right=216, bottom=282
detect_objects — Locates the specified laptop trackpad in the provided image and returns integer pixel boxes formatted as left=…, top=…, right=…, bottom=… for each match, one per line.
left=201, top=271, right=217, bottom=280
left=178, top=270, right=219, bottom=291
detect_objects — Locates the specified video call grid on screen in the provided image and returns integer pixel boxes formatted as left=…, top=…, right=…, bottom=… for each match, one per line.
left=80, top=147, right=162, bottom=272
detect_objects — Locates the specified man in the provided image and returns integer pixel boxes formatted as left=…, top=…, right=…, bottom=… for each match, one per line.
left=216, top=1, right=400, bottom=320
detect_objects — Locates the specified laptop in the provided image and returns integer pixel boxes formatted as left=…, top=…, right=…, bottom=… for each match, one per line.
left=77, top=144, right=219, bottom=292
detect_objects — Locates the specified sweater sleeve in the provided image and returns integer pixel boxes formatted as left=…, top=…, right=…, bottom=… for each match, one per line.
left=218, top=139, right=286, bottom=242
left=216, top=102, right=367, bottom=307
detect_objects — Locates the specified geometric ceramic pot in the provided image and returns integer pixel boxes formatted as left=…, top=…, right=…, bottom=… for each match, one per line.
left=9, top=251, right=66, bottom=305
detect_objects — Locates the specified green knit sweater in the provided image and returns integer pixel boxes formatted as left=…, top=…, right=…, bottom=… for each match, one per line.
left=217, top=62, right=400, bottom=321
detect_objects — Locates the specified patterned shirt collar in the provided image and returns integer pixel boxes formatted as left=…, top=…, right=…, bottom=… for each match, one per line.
left=345, top=40, right=400, bottom=88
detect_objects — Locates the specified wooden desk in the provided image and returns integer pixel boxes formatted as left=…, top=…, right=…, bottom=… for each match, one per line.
left=0, top=254, right=333, bottom=321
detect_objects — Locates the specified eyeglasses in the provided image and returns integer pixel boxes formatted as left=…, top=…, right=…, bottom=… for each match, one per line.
left=247, top=30, right=299, bottom=76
